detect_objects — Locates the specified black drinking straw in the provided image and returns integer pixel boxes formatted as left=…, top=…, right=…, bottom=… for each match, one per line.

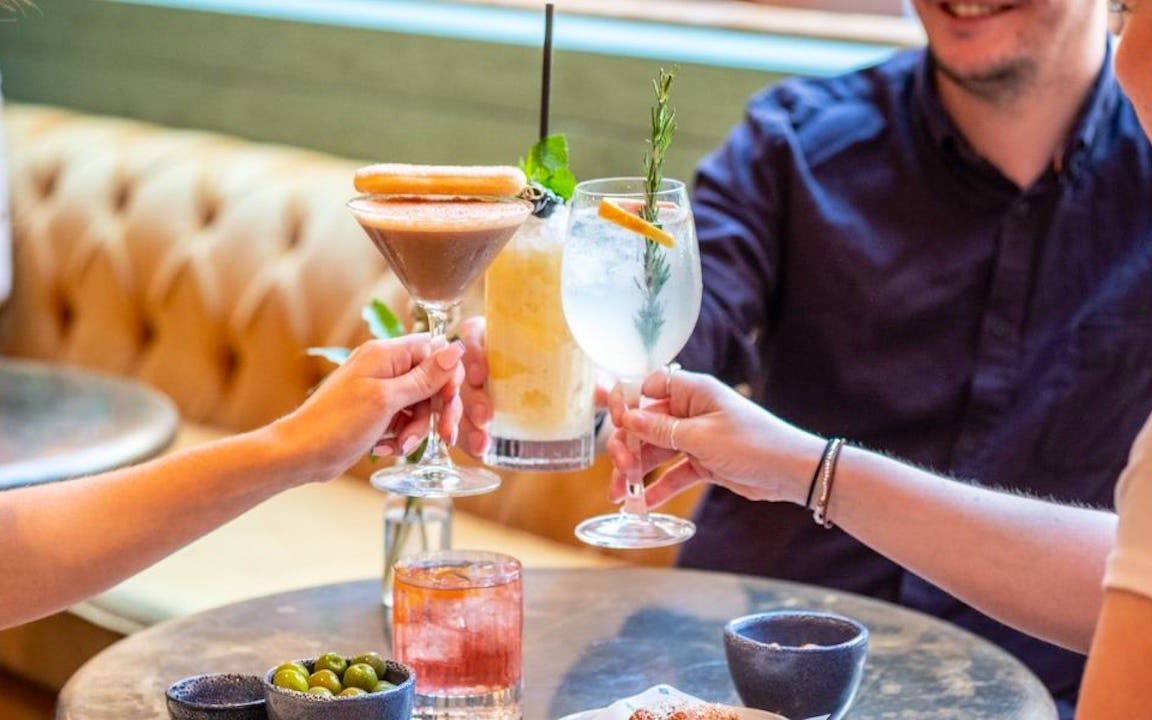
left=539, top=2, right=555, bottom=140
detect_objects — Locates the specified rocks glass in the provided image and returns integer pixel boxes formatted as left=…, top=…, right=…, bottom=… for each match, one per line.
left=391, top=549, right=523, bottom=720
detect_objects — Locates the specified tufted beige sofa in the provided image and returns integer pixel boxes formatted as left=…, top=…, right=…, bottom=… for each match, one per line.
left=0, top=103, right=704, bottom=709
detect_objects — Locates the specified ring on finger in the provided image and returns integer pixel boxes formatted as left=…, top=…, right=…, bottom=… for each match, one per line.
left=665, top=362, right=681, bottom=398
left=670, top=418, right=681, bottom=452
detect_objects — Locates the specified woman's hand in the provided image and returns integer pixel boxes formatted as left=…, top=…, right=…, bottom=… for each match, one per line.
left=272, top=333, right=465, bottom=482
left=606, top=368, right=823, bottom=508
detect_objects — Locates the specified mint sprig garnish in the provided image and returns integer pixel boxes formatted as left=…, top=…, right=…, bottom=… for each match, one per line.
left=521, top=134, right=576, bottom=200
left=519, top=134, right=575, bottom=217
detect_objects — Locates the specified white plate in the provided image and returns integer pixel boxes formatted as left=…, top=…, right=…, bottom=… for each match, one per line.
left=558, top=705, right=788, bottom=720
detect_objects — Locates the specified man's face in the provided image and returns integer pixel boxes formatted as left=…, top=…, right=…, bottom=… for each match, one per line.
left=1115, top=2, right=1152, bottom=138
left=911, top=0, right=1103, bottom=101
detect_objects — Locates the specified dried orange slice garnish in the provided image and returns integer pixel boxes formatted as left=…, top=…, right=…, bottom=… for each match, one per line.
left=597, top=199, right=676, bottom=248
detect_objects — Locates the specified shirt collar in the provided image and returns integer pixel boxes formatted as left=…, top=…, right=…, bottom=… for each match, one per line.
left=911, top=39, right=1120, bottom=180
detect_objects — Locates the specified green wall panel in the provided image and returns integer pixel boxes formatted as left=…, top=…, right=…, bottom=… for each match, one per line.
left=0, top=1, right=801, bottom=180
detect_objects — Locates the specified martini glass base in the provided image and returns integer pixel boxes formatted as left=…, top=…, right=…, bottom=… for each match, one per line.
left=370, top=463, right=502, bottom=498
left=575, top=512, right=696, bottom=549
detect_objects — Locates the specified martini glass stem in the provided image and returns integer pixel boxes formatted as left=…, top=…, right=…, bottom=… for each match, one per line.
left=417, top=303, right=453, bottom=469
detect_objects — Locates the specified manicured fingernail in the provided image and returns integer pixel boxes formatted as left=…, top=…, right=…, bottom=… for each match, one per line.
left=401, top=436, right=420, bottom=456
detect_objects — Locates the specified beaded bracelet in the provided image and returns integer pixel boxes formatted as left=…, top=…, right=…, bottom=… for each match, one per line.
left=812, top=438, right=846, bottom=529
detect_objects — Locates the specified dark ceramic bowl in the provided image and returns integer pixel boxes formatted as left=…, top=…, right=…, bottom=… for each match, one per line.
left=723, top=610, right=869, bottom=720
left=262, top=658, right=415, bottom=720
left=166, top=673, right=267, bottom=720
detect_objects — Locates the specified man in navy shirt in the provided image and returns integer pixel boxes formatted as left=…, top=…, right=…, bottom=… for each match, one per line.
left=676, top=0, right=1152, bottom=714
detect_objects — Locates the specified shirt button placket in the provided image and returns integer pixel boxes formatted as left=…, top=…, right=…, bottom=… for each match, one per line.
left=951, top=197, right=1036, bottom=473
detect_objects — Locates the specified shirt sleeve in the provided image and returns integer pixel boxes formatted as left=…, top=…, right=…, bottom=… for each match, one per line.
left=677, top=96, right=788, bottom=388
left=1105, top=412, right=1152, bottom=598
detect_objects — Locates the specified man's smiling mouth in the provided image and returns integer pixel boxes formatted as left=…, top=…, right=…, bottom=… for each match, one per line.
left=941, top=2, right=1011, bottom=17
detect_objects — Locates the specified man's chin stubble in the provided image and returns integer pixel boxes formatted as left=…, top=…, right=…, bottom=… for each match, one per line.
left=930, top=49, right=1036, bottom=105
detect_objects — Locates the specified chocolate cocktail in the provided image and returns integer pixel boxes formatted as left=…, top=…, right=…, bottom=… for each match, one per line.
left=350, top=198, right=530, bottom=307
left=348, top=165, right=532, bottom=497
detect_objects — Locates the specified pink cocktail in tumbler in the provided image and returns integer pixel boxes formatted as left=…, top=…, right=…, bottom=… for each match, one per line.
left=392, top=550, right=523, bottom=720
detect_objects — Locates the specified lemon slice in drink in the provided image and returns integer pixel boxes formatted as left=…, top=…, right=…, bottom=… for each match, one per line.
left=597, top=199, right=676, bottom=248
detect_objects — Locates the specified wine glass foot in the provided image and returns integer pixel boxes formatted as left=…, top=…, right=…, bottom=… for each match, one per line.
left=575, top=512, right=696, bottom=549
left=370, top=463, right=502, bottom=498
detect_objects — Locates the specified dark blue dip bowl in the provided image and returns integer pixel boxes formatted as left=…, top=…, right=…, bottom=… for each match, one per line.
left=724, top=610, right=869, bottom=720
left=166, top=673, right=268, bottom=720
left=262, top=658, right=415, bottom=720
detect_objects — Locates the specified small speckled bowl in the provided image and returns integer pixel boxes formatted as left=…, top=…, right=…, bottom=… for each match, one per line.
left=262, top=658, right=415, bottom=720
left=166, top=673, right=268, bottom=720
left=724, top=610, right=869, bottom=720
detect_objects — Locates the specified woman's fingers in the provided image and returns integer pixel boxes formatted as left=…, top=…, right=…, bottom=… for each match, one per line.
left=621, top=409, right=682, bottom=451
left=643, top=459, right=706, bottom=507
left=456, top=316, right=492, bottom=456
left=391, top=401, right=432, bottom=458
left=439, top=363, right=466, bottom=445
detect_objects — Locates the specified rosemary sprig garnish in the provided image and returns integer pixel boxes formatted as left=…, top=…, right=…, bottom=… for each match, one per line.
left=635, top=68, right=677, bottom=354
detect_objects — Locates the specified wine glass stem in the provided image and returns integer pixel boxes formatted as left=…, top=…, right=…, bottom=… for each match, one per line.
left=418, top=304, right=453, bottom=468
left=621, top=379, right=650, bottom=518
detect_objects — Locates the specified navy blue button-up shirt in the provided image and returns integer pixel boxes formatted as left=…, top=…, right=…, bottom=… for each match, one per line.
left=678, top=45, right=1152, bottom=713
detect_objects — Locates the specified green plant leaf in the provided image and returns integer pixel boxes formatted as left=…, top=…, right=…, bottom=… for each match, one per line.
left=362, top=298, right=405, bottom=339
left=520, top=134, right=576, bottom=201
left=306, top=346, right=353, bottom=366
left=404, top=437, right=428, bottom=464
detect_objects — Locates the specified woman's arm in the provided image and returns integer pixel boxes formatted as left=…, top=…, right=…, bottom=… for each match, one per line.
left=0, top=335, right=464, bottom=630
left=608, top=369, right=1113, bottom=653
left=826, top=446, right=1112, bottom=653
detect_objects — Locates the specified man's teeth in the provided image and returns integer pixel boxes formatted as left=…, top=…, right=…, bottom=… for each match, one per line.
left=946, top=3, right=1002, bottom=16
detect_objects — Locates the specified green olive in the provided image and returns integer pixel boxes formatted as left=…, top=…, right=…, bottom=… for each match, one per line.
left=307, top=686, right=335, bottom=697
left=313, top=652, right=348, bottom=677
left=350, top=652, right=389, bottom=679
left=272, top=667, right=309, bottom=693
left=342, top=663, right=379, bottom=692
left=372, top=680, right=396, bottom=693
left=339, top=687, right=368, bottom=697
left=273, top=661, right=309, bottom=678
left=308, top=669, right=343, bottom=694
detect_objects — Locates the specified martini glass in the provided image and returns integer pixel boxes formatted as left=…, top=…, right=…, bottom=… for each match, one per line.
left=561, top=177, right=702, bottom=548
left=348, top=193, right=532, bottom=497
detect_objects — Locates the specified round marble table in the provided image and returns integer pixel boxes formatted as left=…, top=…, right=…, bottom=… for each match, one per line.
left=0, top=358, right=178, bottom=488
left=56, top=568, right=1055, bottom=720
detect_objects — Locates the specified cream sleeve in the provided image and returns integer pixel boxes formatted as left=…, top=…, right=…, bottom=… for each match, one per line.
left=1105, top=411, right=1152, bottom=598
